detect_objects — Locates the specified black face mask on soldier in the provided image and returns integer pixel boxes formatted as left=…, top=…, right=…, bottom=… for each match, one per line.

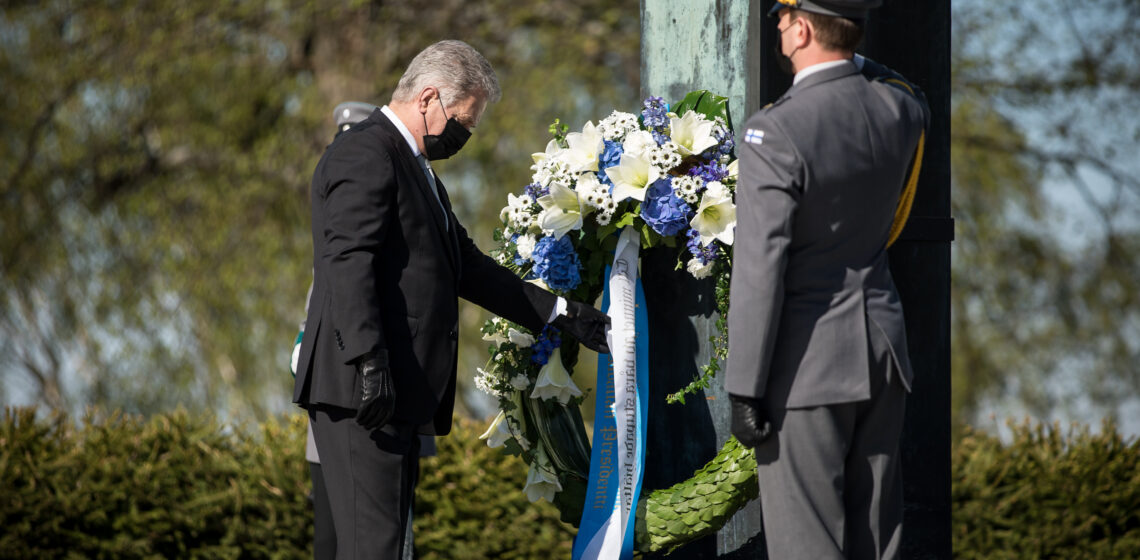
left=774, top=18, right=801, bottom=75
left=422, top=97, right=471, bottom=161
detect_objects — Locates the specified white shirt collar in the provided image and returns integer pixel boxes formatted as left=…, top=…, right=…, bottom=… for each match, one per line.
left=793, top=57, right=859, bottom=85
left=381, top=105, right=422, bottom=158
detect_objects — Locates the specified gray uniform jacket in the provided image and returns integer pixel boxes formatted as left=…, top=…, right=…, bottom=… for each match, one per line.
left=725, top=60, right=928, bottom=409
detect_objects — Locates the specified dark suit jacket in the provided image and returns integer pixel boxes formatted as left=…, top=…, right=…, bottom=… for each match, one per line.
left=725, top=60, right=928, bottom=409
left=293, top=108, right=556, bottom=435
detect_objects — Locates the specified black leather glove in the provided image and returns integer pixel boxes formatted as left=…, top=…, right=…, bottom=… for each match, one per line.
left=552, top=300, right=611, bottom=354
left=354, top=351, right=396, bottom=430
left=730, top=394, right=773, bottom=448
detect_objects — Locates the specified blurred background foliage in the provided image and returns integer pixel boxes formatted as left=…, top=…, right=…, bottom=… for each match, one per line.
left=951, top=0, right=1140, bottom=432
left=2, top=0, right=1139, bottom=438
left=0, top=0, right=639, bottom=420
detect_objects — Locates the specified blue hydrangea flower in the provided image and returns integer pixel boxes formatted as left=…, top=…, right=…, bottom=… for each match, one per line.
left=640, top=177, right=691, bottom=237
left=531, top=235, right=582, bottom=292
left=597, top=140, right=624, bottom=186
left=531, top=324, right=562, bottom=366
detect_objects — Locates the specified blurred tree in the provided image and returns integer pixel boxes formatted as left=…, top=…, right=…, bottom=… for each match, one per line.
left=951, top=0, right=1140, bottom=430
left=0, top=0, right=638, bottom=418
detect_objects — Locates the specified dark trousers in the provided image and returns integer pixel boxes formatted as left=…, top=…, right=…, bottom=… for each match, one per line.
left=310, top=406, right=420, bottom=560
left=755, top=331, right=907, bottom=560
left=309, top=462, right=336, bottom=560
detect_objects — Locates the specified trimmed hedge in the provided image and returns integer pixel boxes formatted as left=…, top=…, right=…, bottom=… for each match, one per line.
left=4, top=409, right=1139, bottom=558
left=0, top=408, right=571, bottom=559
left=953, top=420, right=1140, bottom=558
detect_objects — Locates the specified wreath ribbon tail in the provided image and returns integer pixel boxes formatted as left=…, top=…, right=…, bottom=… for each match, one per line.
left=572, top=227, right=649, bottom=560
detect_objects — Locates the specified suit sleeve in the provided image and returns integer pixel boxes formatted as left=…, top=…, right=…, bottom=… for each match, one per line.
left=320, top=141, right=396, bottom=364
left=453, top=220, right=557, bottom=333
left=725, top=113, right=803, bottom=399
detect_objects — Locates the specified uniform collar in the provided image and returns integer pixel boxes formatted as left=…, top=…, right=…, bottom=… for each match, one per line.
left=793, top=59, right=851, bottom=85
left=381, top=105, right=422, bottom=158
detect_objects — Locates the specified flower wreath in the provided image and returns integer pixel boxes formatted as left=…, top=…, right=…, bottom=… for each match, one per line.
left=476, top=92, right=758, bottom=554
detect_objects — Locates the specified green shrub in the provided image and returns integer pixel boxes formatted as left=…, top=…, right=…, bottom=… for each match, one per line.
left=0, top=408, right=572, bottom=559
left=0, top=408, right=311, bottom=559
left=414, top=419, right=574, bottom=559
left=7, top=408, right=1140, bottom=559
left=953, top=420, right=1140, bottom=559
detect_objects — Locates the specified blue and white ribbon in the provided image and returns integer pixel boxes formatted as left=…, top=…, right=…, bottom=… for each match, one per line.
left=573, top=227, right=649, bottom=560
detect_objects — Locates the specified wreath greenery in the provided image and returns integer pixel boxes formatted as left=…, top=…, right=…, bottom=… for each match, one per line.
left=474, top=91, right=757, bottom=554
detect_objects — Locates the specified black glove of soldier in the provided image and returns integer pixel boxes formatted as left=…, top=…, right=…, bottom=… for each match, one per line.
left=552, top=300, right=611, bottom=354
left=730, top=394, right=773, bottom=448
left=354, top=351, right=396, bottom=431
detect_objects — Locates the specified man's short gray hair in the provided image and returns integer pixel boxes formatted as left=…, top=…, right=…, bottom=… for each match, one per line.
left=392, top=40, right=501, bottom=106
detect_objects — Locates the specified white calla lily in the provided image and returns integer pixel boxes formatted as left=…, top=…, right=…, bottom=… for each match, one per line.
left=690, top=191, right=737, bottom=246
left=561, top=121, right=604, bottom=173
left=537, top=181, right=585, bottom=240
left=530, top=348, right=583, bottom=405
left=508, top=328, right=536, bottom=348
left=670, top=111, right=719, bottom=156
left=479, top=410, right=512, bottom=449
left=523, top=445, right=563, bottom=503
left=607, top=152, right=661, bottom=203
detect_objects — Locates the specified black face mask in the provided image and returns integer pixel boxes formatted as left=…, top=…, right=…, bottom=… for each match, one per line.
left=422, top=98, right=471, bottom=160
left=773, top=19, right=801, bottom=76
left=773, top=44, right=795, bottom=75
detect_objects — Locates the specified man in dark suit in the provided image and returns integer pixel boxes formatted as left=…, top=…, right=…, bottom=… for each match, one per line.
left=293, top=40, right=610, bottom=559
left=726, top=2, right=929, bottom=559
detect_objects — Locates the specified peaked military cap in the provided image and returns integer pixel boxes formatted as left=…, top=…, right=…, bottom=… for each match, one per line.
left=768, top=0, right=882, bottom=19
left=333, top=101, right=378, bottom=133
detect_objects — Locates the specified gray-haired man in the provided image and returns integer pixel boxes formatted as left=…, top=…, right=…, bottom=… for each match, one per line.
left=293, top=40, right=610, bottom=558
left=726, top=2, right=929, bottom=559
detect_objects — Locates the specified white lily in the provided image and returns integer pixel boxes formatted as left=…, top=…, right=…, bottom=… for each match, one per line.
left=690, top=190, right=737, bottom=246
left=479, top=410, right=512, bottom=449
left=562, top=121, right=604, bottom=173
left=537, top=181, right=585, bottom=240
left=621, top=129, right=658, bottom=158
left=531, top=138, right=564, bottom=165
left=509, top=328, right=535, bottom=348
left=726, top=158, right=739, bottom=180
left=670, top=111, right=719, bottom=157
left=607, top=152, right=661, bottom=203
left=523, top=445, right=563, bottom=503
left=530, top=348, right=583, bottom=405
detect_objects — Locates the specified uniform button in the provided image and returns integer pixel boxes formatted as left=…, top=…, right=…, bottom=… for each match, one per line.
left=449, top=330, right=458, bottom=340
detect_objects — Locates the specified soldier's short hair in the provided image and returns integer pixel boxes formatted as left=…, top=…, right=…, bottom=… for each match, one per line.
left=392, top=40, right=501, bottom=107
left=793, top=9, right=864, bottom=52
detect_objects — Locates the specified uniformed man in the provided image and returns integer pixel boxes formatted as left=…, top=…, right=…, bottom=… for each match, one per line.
left=725, top=2, right=929, bottom=559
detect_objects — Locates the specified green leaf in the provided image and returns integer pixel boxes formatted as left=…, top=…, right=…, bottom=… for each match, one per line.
left=672, top=90, right=731, bottom=127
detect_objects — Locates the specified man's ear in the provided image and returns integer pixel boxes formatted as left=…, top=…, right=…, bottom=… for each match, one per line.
left=417, top=87, right=437, bottom=114
left=796, top=17, right=812, bottom=49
